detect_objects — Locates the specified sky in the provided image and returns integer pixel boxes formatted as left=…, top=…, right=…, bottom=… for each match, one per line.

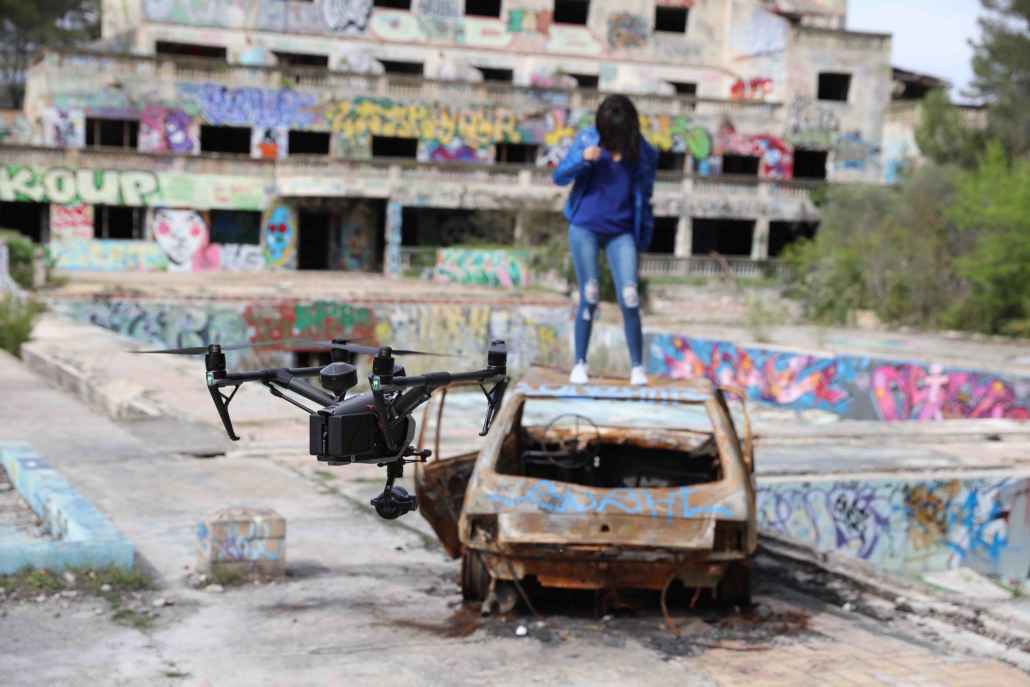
left=847, top=0, right=983, bottom=100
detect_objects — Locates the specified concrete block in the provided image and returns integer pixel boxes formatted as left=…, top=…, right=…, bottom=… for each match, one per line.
left=196, top=506, right=286, bottom=576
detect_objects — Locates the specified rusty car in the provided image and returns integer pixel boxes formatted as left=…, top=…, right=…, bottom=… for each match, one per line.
left=414, top=366, right=756, bottom=614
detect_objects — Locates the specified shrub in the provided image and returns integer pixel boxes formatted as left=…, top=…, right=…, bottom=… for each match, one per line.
left=0, top=229, right=35, bottom=290
left=0, top=295, right=40, bottom=357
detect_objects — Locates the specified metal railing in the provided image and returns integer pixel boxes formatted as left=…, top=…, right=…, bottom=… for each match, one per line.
left=639, top=255, right=795, bottom=280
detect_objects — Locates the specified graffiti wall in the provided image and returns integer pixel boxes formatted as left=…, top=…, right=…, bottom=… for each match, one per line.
left=647, top=333, right=1030, bottom=421
left=261, top=201, right=298, bottom=269
left=50, top=203, right=94, bottom=240
left=433, top=248, right=530, bottom=288
left=758, top=476, right=1030, bottom=582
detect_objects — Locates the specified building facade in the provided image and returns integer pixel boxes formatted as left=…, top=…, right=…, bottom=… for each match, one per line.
left=0, top=0, right=893, bottom=276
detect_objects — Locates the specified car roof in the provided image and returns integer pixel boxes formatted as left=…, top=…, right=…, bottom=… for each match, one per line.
left=512, top=366, right=716, bottom=403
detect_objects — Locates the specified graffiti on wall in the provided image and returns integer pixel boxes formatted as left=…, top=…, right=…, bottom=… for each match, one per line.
left=0, top=111, right=33, bottom=145
left=757, top=477, right=1030, bottom=581
left=243, top=302, right=377, bottom=343
left=832, top=133, right=880, bottom=171
left=320, top=0, right=373, bottom=34
left=433, top=248, right=530, bottom=288
left=151, top=208, right=211, bottom=272
left=51, top=239, right=168, bottom=272
left=332, top=200, right=379, bottom=272
left=42, top=107, right=85, bottom=149
left=1, top=167, right=159, bottom=206
left=251, top=126, right=289, bottom=159
left=179, top=84, right=317, bottom=128
left=537, top=107, right=592, bottom=167
left=648, top=333, right=1030, bottom=421
left=139, top=105, right=197, bottom=154
left=607, top=13, right=649, bottom=49
left=50, top=203, right=94, bottom=240
left=784, top=95, right=840, bottom=148
left=731, top=77, right=773, bottom=101
left=507, top=10, right=551, bottom=33
left=715, top=131, right=793, bottom=179
left=262, top=202, right=298, bottom=269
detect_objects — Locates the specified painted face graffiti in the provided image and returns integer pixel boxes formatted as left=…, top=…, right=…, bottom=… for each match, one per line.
left=262, top=203, right=298, bottom=268
left=152, top=209, right=208, bottom=272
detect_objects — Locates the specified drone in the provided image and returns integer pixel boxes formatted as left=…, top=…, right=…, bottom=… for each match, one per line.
left=136, top=338, right=509, bottom=520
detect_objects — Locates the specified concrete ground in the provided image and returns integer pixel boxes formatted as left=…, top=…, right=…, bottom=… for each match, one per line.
left=3, top=317, right=1030, bottom=684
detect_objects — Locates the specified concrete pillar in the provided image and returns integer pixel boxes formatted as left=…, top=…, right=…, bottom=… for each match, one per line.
left=385, top=200, right=403, bottom=276
left=751, top=216, right=770, bottom=260
left=674, top=215, right=692, bottom=257
left=513, top=209, right=526, bottom=246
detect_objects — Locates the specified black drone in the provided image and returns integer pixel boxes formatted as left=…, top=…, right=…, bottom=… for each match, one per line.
left=136, top=338, right=508, bottom=519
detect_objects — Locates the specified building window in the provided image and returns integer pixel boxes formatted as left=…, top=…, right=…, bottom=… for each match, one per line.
left=657, top=152, right=686, bottom=171
left=155, top=41, right=227, bottom=60
left=374, top=0, right=411, bottom=7
left=553, top=0, right=589, bottom=25
left=721, top=155, right=760, bottom=176
left=769, top=221, right=818, bottom=257
left=372, top=136, right=418, bottom=158
left=94, top=206, right=144, bottom=240
left=465, top=0, right=501, bottom=17
left=200, top=125, right=251, bottom=154
left=655, top=6, right=687, bottom=33
left=380, top=60, right=424, bottom=76
left=649, top=217, right=678, bottom=254
left=793, top=149, right=828, bottom=180
left=210, top=210, right=262, bottom=245
left=691, top=219, right=754, bottom=257
left=289, top=131, right=331, bottom=156
left=477, top=67, right=514, bottom=82
left=668, top=81, right=697, bottom=95
left=85, top=118, right=138, bottom=149
left=818, top=73, right=851, bottom=102
left=273, top=51, right=329, bottom=67
left=567, top=73, right=599, bottom=89
left=496, top=144, right=539, bottom=163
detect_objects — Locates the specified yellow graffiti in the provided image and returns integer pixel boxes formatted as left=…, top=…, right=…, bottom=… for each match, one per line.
left=327, top=99, right=522, bottom=147
left=905, top=481, right=960, bottom=553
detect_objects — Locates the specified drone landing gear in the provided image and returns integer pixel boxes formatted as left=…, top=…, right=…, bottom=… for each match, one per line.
left=370, top=449, right=430, bottom=520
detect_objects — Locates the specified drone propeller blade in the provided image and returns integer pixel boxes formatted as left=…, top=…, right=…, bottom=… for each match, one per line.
left=131, top=340, right=297, bottom=355
left=298, top=340, right=456, bottom=357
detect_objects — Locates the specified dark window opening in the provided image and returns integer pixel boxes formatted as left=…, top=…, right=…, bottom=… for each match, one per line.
left=374, top=0, right=411, bottom=7
left=380, top=60, right=424, bottom=76
left=292, top=350, right=333, bottom=368
left=496, top=144, right=539, bottom=164
left=298, top=212, right=331, bottom=270
left=85, top=118, right=138, bottom=149
left=200, top=125, right=251, bottom=154
left=648, top=217, right=679, bottom=254
left=769, top=220, right=818, bottom=258
left=155, top=41, right=227, bottom=60
left=657, top=151, right=686, bottom=171
left=553, top=0, right=589, bottom=25
left=721, top=155, right=760, bottom=176
left=371, top=135, right=418, bottom=158
left=818, top=72, right=851, bottom=102
left=465, top=0, right=501, bottom=17
left=793, top=149, right=828, bottom=180
left=210, top=210, right=262, bottom=245
left=289, top=131, right=331, bottom=156
left=567, top=73, right=599, bottom=89
left=94, top=206, right=143, bottom=240
left=655, top=6, right=688, bottom=33
left=0, top=202, right=47, bottom=243
left=668, top=81, right=697, bottom=95
left=477, top=67, right=514, bottom=82
left=691, top=219, right=754, bottom=257
left=273, top=51, right=329, bottom=67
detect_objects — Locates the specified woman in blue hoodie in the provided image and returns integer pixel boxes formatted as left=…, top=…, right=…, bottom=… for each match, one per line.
left=552, top=94, right=658, bottom=386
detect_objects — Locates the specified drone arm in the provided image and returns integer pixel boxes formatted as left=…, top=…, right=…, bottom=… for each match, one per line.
left=222, top=368, right=334, bottom=407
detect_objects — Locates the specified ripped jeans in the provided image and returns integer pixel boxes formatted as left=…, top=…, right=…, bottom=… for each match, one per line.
left=568, top=223, right=643, bottom=367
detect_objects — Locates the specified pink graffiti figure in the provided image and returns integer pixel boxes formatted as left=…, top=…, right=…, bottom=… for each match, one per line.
left=153, top=209, right=208, bottom=273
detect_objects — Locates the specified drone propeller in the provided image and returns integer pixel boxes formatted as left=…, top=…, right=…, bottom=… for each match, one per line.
left=299, top=340, right=455, bottom=357
left=131, top=340, right=299, bottom=355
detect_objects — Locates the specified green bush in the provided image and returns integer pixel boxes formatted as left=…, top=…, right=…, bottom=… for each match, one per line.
left=0, top=229, right=36, bottom=290
left=0, top=295, right=40, bottom=357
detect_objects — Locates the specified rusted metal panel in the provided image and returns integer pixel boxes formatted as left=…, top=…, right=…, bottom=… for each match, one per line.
left=497, top=513, right=716, bottom=548
left=415, top=452, right=477, bottom=559
left=480, top=552, right=729, bottom=591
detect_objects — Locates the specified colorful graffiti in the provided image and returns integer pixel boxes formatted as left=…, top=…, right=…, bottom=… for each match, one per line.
left=42, top=107, right=84, bottom=149
left=715, top=132, right=793, bottom=179
left=151, top=208, right=210, bottom=272
left=262, top=202, right=298, bottom=269
left=386, top=200, right=402, bottom=276
left=833, top=133, right=880, bottom=171
left=784, top=95, right=840, bottom=148
left=433, top=248, right=530, bottom=288
left=0, top=111, right=33, bottom=144
left=242, top=302, right=377, bottom=343
left=538, top=107, right=593, bottom=168
left=607, top=13, right=649, bottom=49
left=730, top=77, right=773, bottom=101
left=757, top=477, right=1030, bottom=581
left=507, top=9, right=551, bottom=33
left=648, top=333, right=1030, bottom=421
left=51, top=239, right=167, bottom=272
left=139, top=105, right=197, bottom=154
left=333, top=200, right=379, bottom=272
left=50, top=203, right=94, bottom=240
left=179, top=84, right=317, bottom=128
left=251, top=126, right=288, bottom=159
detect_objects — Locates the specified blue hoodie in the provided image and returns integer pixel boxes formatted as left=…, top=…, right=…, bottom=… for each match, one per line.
left=552, top=126, right=659, bottom=253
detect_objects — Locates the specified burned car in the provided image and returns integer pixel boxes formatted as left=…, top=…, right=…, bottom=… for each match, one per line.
left=414, top=366, right=756, bottom=611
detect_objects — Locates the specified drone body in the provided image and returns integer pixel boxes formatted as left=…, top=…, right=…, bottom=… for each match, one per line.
left=140, top=338, right=509, bottom=520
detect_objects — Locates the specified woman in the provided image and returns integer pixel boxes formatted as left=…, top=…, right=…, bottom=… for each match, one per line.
left=553, top=94, right=658, bottom=386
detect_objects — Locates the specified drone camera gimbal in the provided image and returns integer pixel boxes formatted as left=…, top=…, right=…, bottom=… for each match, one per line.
left=189, top=337, right=509, bottom=519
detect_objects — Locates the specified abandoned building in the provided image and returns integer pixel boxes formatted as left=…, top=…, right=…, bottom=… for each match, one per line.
left=0, top=0, right=932, bottom=277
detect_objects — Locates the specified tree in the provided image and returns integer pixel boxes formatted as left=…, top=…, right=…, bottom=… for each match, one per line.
left=914, top=89, right=983, bottom=169
left=968, top=0, right=1030, bottom=155
left=0, top=0, right=99, bottom=108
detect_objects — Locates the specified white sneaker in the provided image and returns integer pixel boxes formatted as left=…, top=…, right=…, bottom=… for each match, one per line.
left=570, top=363, right=589, bottom=385
left=630, top=366, right=648, bottom=386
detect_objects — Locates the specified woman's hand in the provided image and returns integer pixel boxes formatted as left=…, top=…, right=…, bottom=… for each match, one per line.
left=582, top=146, right=602, bottom=161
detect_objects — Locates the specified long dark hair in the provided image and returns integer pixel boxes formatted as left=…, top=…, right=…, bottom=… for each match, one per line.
left=596, top=94, right=640, bottom=163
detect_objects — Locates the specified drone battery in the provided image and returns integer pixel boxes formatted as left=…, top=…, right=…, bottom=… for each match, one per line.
left=326, top=412, right=378, bottom=459
left=309, top=414, right=325, bottom=456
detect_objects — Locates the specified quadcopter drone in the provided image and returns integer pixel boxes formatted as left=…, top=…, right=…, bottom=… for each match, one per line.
left=137, top=338, right=509, bottom=520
